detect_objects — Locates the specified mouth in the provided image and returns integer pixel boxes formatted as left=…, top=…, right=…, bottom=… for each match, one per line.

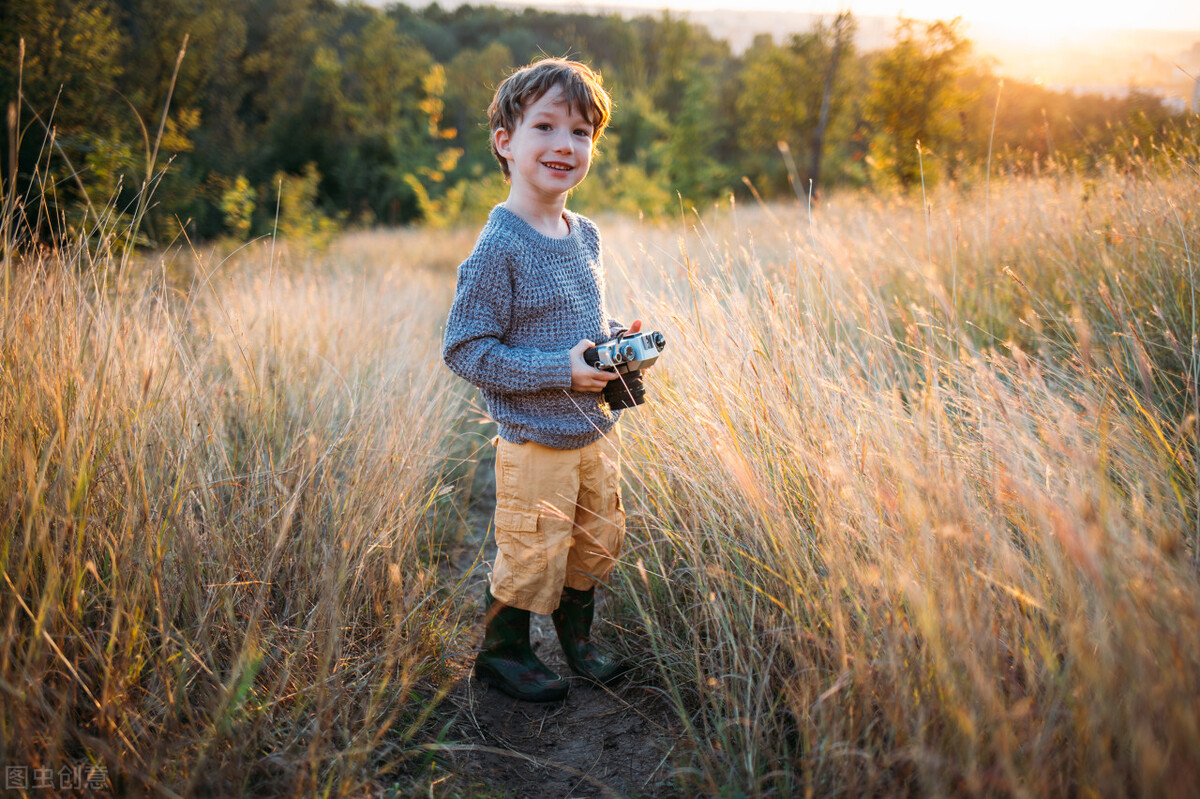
left=541, top=161, right=573, bottom=172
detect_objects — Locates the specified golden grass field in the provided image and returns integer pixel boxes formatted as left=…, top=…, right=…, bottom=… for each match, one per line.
left=3, top=158, right=1200, bottom=796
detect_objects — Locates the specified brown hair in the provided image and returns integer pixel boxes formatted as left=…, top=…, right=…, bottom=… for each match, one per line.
left=487, top=58, right=612, bottom=179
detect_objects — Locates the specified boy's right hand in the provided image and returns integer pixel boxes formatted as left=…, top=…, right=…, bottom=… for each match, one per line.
left=569, top=339, right=619, bottom=392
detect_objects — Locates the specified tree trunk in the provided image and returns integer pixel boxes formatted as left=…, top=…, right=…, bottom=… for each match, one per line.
left=807, top=12, right=852, bottom=201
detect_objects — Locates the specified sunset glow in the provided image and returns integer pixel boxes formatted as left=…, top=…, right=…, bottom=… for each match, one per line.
left=593, top=0, right=1200, bottom=32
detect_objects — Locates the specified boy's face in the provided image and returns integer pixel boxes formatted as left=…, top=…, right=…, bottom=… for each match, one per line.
left=493, top=85, right=595, bottom=202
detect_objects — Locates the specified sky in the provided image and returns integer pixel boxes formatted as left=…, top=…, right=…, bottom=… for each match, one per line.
left=544, top=0, right=1200, bottom=33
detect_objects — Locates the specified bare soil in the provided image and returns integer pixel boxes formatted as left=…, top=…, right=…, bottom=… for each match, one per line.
left=430, top=424, right=679, bottom=798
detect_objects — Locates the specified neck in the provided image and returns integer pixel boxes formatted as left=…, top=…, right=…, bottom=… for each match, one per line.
left=503, top=185, right=570, bottom=238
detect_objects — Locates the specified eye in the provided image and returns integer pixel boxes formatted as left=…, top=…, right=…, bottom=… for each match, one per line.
left=535, top=123, right=552, bottom=131
left=574, top=128, right=592, bottom=138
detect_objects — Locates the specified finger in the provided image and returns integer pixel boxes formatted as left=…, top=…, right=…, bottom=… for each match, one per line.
left=627, top=319, right=642, bottom=333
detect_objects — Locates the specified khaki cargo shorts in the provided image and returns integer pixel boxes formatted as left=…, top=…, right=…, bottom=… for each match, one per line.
left=490, top=429, right=625, bottom=615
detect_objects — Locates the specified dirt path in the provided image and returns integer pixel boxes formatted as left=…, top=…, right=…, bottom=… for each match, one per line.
left=433, top=426, right=678, bottom=798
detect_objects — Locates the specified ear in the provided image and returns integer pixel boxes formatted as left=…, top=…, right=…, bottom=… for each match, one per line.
left=493, top=127, right=513, bottom=161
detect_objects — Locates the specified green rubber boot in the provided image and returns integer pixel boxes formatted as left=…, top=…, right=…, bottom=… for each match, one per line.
left=473, top=589, right=569, bottom=702
left=552, top=586, right=628, bottom=685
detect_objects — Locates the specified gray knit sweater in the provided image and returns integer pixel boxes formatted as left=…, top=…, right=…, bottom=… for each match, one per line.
left=442, top=205, right=623, bottom=449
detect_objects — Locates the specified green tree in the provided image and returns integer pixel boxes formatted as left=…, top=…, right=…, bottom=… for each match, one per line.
left=116, top=0, right=248, bottom=161
left=441, top=41, right=514, bottom=165
left=272, top=161, right=337, bottom=248
left=220, top=173, right=254, bottom=239
left=736, top=34, right=810, bottom=194
left=736, top=26, right=854, bottom=197
left=659, top=71, right=732, bottom=205
left=806, top=11, right=855, bottom=198
left=1, top=0, right=129, bottom=242
left=864, top=17, right=970, bottom=188
left=1, top=0, right=126, bottom=135
left=109, top=0, right=248, bottom=239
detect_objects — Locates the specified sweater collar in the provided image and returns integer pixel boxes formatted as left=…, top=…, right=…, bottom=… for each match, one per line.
left=490, top=205, right=583, bottom=253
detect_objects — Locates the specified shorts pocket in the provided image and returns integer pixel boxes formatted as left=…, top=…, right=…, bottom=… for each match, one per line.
left=494, top=506, right=547, bottom=573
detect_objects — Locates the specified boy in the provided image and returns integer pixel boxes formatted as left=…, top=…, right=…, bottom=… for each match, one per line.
left=442, top=58, right=640, bottom=702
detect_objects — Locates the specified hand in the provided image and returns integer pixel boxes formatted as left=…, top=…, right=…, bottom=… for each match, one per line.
left=570, top=339, right=618, bottom=392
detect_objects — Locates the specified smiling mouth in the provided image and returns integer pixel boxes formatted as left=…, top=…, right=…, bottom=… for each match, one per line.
left=542, top=161, right=573, bottom=172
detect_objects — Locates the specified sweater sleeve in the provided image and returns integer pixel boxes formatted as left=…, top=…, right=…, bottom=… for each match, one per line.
left=442, top=242, right=574, bottom=394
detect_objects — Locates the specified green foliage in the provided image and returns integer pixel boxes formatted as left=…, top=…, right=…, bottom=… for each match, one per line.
left=441, top=41, right=514, bottom=163
left=78, top=131, right=135, bottom=200
left=220, top=174, right=255, bottom=240
left=571, top=159, right=673, bottom=217
left=1, top=0, right=126, bottom=133
left=864, top=17, right=971, bottom=188
left=272, top=162, right=337, bottom=250
left=955, top=69, right=1195, bottom=177
left=737, top=35, right=818, bottom=188
left=659, top=72, right=734, bottom=205
left=405, top=169, right=508, bottom=229
left=3, top=1, right=1192, bottom=246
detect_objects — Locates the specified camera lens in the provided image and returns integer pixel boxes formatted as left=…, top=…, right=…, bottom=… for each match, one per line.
left=603, top=368, right=645, bottom=408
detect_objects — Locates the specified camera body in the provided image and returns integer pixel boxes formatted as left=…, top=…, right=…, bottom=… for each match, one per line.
left=583, top=329, right=666, bottom=409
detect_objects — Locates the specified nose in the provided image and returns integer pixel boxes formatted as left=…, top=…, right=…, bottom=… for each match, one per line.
left=553, top=129, right=574, bottom=153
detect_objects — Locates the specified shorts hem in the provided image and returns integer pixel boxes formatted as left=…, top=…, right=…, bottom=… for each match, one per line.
left=489, top=581, right=560, bottom=615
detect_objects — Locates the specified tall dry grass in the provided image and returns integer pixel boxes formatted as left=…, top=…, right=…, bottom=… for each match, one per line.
left=1, top=229, right=465, bottom=793
left=600, top=160, right=1200, bottom=796
left=6, top=141, right=1200, bottom=797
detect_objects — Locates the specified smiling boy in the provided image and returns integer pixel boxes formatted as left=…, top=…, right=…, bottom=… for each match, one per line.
left=442, top=58, right=642, bottom=702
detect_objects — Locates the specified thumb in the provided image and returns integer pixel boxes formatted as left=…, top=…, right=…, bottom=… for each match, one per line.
left=627, top=318, right=643, bottom=334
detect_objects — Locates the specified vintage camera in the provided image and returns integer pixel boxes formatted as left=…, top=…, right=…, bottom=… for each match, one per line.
left=583, top=329, right=666, bottom=409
